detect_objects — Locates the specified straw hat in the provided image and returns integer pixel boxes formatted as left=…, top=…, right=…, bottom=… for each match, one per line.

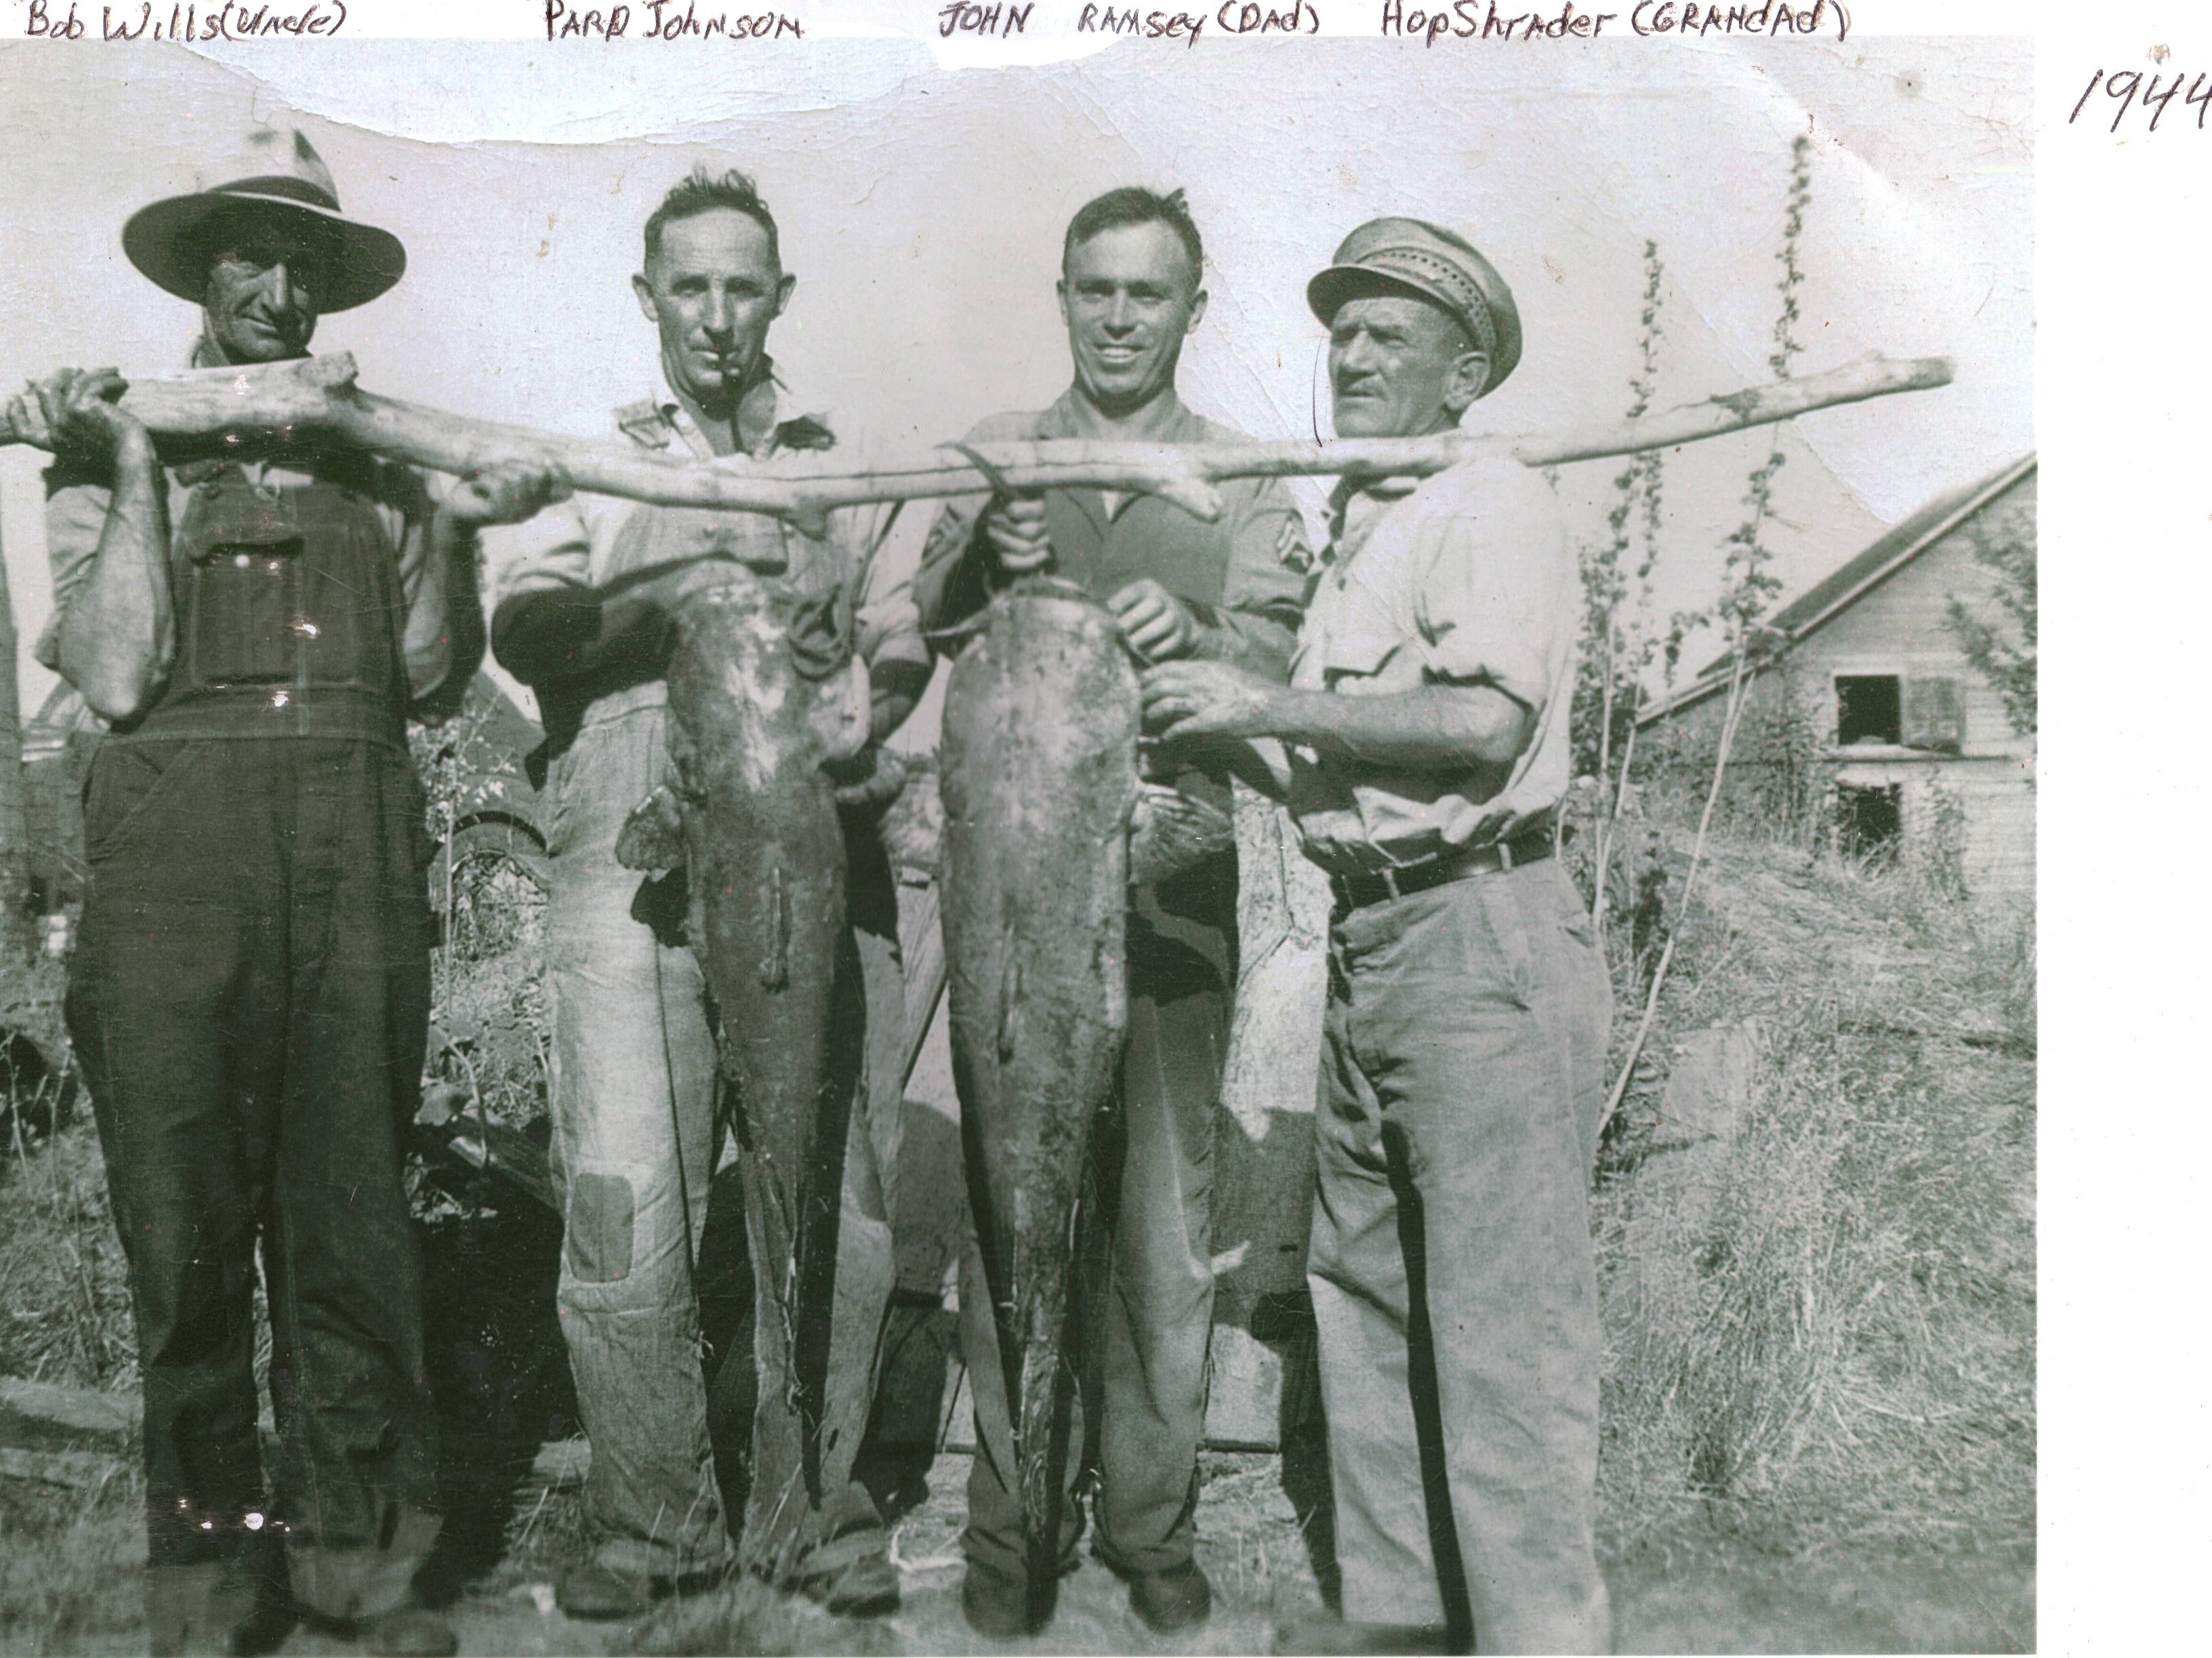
left=1307, top=217, right=1522, bottom=397
left=121, top=127, right=406, bottom=314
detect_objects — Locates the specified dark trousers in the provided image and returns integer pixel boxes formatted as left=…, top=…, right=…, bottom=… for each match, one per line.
left=960, top=857, right=1232, bottom=1581
left=67, top=738, right=441, bottom=1622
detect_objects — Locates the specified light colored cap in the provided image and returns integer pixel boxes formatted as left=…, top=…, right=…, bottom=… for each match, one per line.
left=122, top=127, right=405, bottom=314
left=1307, top=216, right=1521, bottom=396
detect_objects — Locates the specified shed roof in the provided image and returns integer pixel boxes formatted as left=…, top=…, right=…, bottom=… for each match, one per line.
left=1637, top=452, right=2036, bottom=726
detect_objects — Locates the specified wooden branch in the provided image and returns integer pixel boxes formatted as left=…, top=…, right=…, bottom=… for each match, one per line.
left=3, top=351, right=1952, bottom=528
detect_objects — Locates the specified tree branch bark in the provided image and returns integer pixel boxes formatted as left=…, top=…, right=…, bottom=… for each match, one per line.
left=4, top=352, right=1952, bottom=529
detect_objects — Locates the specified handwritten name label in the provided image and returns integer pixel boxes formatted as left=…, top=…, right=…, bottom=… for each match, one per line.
left=20, top=0, right=344, bottom=35
left=939, top=2, right=1031, bottom=36
left=539, top=0, right=800, bottom=36
left=2070, top=69, right=2212, bottom=133
left=1381, top=0, right=1843, bottom=41
left=543, top=0, right=803, bottom=37
left=1076, top=5, right=1206, bottom=44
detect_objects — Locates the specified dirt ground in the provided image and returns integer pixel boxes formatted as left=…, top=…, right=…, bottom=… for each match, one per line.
left=0, top=1432, right=2030, bottom=1656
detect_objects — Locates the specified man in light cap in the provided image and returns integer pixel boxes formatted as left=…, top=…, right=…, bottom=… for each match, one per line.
left=1143, top=217, right=1613, bottom=1655
left=20, top=128, right=559, bottom=1657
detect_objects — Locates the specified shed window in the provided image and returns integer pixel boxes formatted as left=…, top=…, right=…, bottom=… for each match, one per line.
left=1901, top=677, right=1965, bottom=754
left=1836, top=676, right=1902, bottom=746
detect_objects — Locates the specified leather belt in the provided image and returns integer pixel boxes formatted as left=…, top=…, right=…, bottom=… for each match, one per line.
left=1329, top=827, right=1555, bottom=913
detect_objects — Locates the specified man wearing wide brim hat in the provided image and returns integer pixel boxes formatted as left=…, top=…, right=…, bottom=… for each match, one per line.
left=24, top=127, right=559, bottom=1658
left=1141, top=217, right=1614, bottom=1655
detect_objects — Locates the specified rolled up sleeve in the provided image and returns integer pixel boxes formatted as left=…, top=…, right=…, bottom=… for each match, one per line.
left=37, top=478, right=112, bottom=673
left=485, top=493, right=597, bottom=608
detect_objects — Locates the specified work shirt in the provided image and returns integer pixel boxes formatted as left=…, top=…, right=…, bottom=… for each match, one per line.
left=1286, top=453, right=1576, bottom=875
left=487, top=367, right=928, bottom=739
left=41, top=342, right=445, bottom=748
left=912, top=388, right=1312, bottom=657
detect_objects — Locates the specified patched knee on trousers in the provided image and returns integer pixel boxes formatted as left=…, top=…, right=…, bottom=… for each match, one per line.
left=567, top=1172, right=636, bottom=1283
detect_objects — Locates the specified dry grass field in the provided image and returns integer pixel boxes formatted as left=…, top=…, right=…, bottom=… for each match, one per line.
left=0, top=815, right=2032, bottom=1655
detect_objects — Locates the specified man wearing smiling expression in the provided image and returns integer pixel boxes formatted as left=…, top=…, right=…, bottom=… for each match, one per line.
left=1143, top=220, right=1614, bottom=1655
left=914, top=186, right=1313, bottom=1638
left=488, top=167, right=927, bottom=1621
left=27, top=128, right=558, bottom=1658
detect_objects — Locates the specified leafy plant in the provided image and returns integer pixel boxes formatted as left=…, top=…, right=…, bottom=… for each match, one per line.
left=1945, top=529, right=2036, bottom=736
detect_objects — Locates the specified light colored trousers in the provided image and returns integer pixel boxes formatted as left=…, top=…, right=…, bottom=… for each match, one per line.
left=1311, top=859, right=1614, bottom=1655
left=543, top=699, right=901, bottom=1579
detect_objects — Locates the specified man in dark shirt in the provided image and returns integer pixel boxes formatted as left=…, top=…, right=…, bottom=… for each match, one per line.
left=914, top=186, right=1312, bottom=1638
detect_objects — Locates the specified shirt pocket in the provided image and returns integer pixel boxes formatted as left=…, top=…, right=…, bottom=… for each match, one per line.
left=1317, top=625, right=1414, bottom=691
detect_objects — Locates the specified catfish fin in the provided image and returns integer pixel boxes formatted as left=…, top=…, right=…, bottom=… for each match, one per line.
left=616, top=785, right=689, bottom=872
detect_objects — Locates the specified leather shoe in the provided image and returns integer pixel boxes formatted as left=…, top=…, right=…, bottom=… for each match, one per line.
left=1130, top=1560, right=1212, bottom=1634
left=962, top=1559, right=1053, bottom=1638
left=350, top=1607, right=457, bottom=1657
left=1272, top=1613, right=1456, bottom=1655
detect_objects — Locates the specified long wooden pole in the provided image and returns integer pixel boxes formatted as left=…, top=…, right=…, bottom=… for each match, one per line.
left=4, top=352, right=1952, bottom=526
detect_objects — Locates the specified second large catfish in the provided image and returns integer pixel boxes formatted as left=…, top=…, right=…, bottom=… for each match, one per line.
left=939, top=575, right=1141, bottom=1620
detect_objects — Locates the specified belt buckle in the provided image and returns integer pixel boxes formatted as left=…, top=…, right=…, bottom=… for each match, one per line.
left=1379, top=865, right=1404, bottom=902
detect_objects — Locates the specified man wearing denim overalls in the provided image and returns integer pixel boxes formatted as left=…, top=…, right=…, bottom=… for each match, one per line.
left=30, top=128, right=557, bottom=1657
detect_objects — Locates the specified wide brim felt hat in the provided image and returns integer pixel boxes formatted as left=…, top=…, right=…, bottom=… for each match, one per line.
left=121, top=127, right=406, bottom=314
left=1307, top=217, right=1522, bottom=397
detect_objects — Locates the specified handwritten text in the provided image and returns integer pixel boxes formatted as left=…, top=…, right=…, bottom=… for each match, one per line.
left=542, top=1, right=806, bottom=37
left=20, top=0, right=346, bottom=35
left=2070, top=68, right=2212, bottom=133
left=1076, top=5, right=1204, bottom=44
left=1629, top=1, right=1845, bottom=38
left=938, top=2, right=1030, bottom=35
left=1213, top=0, right=1315, bottom=32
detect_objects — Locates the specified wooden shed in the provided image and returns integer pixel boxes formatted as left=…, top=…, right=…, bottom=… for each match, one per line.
left=1637, top=455, right=2035, bottom=901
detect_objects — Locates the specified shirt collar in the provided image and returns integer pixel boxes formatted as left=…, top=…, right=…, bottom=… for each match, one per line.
left=1038, top=385, right=1202, bottom=444
left=1326, top=473, right=1421, bottom=556
left=621, top=360, right=840, bottom=458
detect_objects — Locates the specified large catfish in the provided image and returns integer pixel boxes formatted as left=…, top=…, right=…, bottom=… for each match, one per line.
left=939, top=575, right=1141, bottom=1615
left=615, top=560, right=873, bottom=1578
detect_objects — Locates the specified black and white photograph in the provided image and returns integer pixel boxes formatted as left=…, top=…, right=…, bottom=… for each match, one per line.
left=0, top=18, right=2059, bottom=1657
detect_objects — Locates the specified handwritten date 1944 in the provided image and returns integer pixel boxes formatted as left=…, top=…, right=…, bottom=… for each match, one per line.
left=2070, top=68, right=2212, bottom=133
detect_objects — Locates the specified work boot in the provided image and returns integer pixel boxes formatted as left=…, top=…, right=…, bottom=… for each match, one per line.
left=962, top=1558, right=1051, bottom=1639
left=783, top=1483, right=899, bottom=1617
left=796, top=1545, right=899, bottom=1619
left=146, top=1533, right=293, bottom=1658
left=1129, top=1559, right=1212, bottom=1634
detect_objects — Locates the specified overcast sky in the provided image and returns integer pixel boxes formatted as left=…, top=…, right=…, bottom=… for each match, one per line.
left=1, top=36, right=2030, bottom=728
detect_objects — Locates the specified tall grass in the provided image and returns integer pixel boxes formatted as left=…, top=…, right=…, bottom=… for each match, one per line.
left=1593, top=834, right=2035, bottom=1560
left=0, top=1100, right=133, bottom=1394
